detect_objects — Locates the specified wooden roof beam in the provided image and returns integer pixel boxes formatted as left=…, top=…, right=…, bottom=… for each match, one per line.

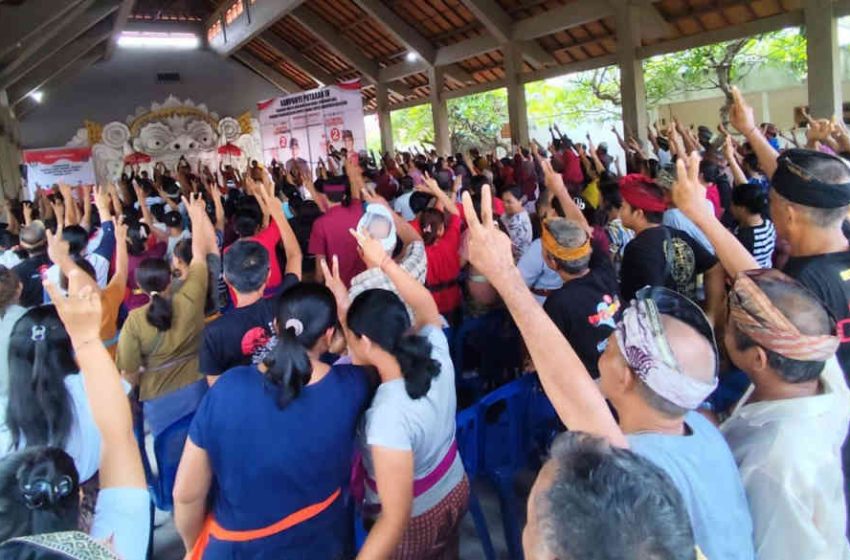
left=459, top=0, right=556, bottom=68
left=207, top=0, right=304, bottom=56
left=290, top=5, right=381, bottom=83
left=9, top=21, right=114, bottom=106
left=103, top=0, right=136, bottom=60
left=233, top=50, right=302, bottom=93
left=258, top=31, right=336, bottom=86
left=15, top=45, right=107, bottom=120
left=352, top=0, right=437, bottom=64
left=636, top=10, right=804, bottom=59
left=0, top=0, right=91, bottom=62
left=512, top=0, right=614, bottom=41
left=0, top=0, right=116, bottom=91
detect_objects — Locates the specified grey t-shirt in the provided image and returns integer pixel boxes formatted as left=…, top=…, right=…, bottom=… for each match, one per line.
left=361, top=325, right=464, bottom=516
left=628, top=411, right=755, bottom=560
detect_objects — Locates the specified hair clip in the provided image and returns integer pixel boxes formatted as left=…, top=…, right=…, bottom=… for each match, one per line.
left=30, top=325, right=46, bottom=342
left=20, top=475, right=73, bottom=510
left=285, top=318, right=304, bottom=337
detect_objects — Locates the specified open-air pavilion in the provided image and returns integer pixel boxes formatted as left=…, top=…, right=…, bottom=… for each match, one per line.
left=0, top=0, right=848, bottom=161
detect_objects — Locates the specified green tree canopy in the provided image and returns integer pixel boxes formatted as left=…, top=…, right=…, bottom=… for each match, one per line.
left=386, top=28, right=809, bottom=149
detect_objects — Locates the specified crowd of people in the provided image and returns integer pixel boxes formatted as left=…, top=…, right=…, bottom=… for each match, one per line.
left=0, top=82, right=846, bottom=560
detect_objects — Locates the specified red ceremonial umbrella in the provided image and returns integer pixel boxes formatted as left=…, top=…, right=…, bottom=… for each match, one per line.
left=218, top=143, right=242, bottom=157
left=124, top=151, right=151, bottom=165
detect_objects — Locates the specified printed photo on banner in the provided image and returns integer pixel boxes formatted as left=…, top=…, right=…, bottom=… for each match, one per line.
left=257, top=80, right=365, bottom=177
left=22, top=146, right=95, bottom=198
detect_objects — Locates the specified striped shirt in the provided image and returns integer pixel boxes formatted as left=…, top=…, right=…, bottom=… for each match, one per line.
left=734, top=219, right=776, bottom=268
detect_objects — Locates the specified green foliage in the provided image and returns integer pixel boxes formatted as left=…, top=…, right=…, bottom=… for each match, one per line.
left=391, top=104, right=434, bottom=151
left=386, top=29, right=808, bottom=146
left=577, top=29, right=807, bottom=110
left=447, top=89, right=509, bottom=153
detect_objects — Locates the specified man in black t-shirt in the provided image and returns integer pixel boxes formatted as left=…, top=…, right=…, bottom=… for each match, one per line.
left=617, top=174, right=725, bottom=325
left=200, top=240, right=298, bottom=379
left=12, top=222, right=51, bottom=307
left=541, top=218, right=621, bottom=377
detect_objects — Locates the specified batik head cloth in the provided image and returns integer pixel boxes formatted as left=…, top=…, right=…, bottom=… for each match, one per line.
left=728, top=269, right=839, bottom=362
left=614, top=287, right=718, bottom=410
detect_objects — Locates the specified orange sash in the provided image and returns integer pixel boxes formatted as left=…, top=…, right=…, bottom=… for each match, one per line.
left=190, top=488, right=341, bottom=559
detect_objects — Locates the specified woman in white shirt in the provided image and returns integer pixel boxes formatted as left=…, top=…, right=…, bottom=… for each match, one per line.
left=330, top=230, right=469, bottom=559
left=4, top=305, right=101, bottom=484
left=0, top=268, right=150, bottom=559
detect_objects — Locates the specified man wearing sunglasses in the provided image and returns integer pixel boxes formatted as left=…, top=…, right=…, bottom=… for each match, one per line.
left=461, top=185, right=754, bottom=560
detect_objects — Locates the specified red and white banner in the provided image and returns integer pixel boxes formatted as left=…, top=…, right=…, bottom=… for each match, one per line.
left=22, top=147, right=95, bottom=197
left=257, top=81, right=366, bottom=173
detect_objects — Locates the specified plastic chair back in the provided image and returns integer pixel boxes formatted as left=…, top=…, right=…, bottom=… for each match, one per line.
left=478, top=378, right=530, bottom=475
left=455, top=405, right=481, bottom=476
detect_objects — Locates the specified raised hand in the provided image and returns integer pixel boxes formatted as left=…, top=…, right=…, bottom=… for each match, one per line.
left=320, top=255, right=349, bottom=321
left=361, top=188, right=391, bottom=210
left=43, top=269, right=102, bottom=347
left=729, top=86, right=756, bottom=136
left=461, top=185, right=515, bottom=285
left=671, top=151, right=712, bottom=221
left=45, top=228, right=71, bottom=265
left=114, top=216, right=128, bottom=245
left=22, top=201, right=33, bottom=225
left=350, top=228, right=388, bottom=270
left=94, top=185, right=112, bottom=218
left=182, top=192, right=207, bottom=223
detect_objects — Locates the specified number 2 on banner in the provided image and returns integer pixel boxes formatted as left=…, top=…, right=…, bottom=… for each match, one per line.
left=330, top=128, right=341, bottom=142
left=278, top=136, right=288, bottom=149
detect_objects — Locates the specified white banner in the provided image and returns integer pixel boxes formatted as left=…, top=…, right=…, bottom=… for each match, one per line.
left=257, top=81, right=365, bottom=176
left=22, top=146, right=95, bottom=198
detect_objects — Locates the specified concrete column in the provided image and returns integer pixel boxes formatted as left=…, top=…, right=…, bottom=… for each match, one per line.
left=503, top=42, right=530, bottom=147
left=375, top=82, right=394, bottom=154
left=616, top=2, right=648, bottom=140
left=428, top=66, right=451, bottom=155
left=805, top=0, right=842, bottom=119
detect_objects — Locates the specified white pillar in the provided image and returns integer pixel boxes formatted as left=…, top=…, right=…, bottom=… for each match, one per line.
left=760, top=90, right=771, bottom=124
left=616, top=2, right=648, bottom=140
left=503, top=42, right=529, bottom=147
left=429, top=66, right=451, bottom=155
left=805, top=0, right=842, bottom=119
left=375, top=82, right=394, bottom=154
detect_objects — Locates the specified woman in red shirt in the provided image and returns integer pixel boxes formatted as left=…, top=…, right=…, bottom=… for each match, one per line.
left=420, top=208, right=462, bottom=323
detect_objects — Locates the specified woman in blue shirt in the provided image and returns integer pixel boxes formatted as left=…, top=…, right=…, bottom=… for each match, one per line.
left=174, top=283, right=371, bottom=559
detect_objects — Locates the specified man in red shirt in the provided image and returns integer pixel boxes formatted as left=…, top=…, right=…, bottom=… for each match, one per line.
left=309, top=176, right=365, bottom=287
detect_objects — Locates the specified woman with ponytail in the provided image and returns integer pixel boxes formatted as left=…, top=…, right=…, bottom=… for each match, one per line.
left=0, top=267, right=150, bottom=559
left=173, top=283, right=371, bottom=559
left=3, top=306, right=101, bottom=487
left=341, top=230, right=469, bottom=559
left=116, top=194, right=212, bottom=437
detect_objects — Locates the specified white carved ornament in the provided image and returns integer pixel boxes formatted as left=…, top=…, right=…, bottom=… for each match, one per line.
left=67, top=95, right=263, bottom=184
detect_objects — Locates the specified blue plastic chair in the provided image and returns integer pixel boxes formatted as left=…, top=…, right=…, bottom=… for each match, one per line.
left=478, top=378, right=532, bottom=560
left=456, top=406, right=496, bottom=560
left=524, top=375, right=561, bottom=463
left=134, top=412, right=195, bottom=512
left=451, top=309, right=523, bottom=400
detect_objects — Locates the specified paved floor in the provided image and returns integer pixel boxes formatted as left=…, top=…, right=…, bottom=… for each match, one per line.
left=152, top=473, right=535, bottom=559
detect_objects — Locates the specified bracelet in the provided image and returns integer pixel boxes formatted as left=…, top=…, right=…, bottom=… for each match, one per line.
left=378, top=254, right=392, bottom=270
